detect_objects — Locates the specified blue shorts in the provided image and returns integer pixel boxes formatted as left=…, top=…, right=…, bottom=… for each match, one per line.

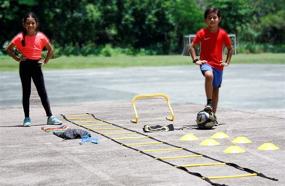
left=200, top=63, right=223, bottom=88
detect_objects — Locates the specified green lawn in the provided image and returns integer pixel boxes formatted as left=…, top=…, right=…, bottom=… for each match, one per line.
left=0, top=53, right=284, bottom=71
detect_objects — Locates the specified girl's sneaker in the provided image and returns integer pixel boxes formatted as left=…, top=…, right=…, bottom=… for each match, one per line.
left=47, top=116, right=62, bottom=125
left=23, top=117, right=32, bottom=127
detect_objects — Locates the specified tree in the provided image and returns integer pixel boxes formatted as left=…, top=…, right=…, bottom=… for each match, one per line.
left=251, top=0, right=285, bottom=44
left=206, top=0, right=254, bottom=35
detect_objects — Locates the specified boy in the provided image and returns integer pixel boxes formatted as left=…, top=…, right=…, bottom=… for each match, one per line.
left=189, top=7, right=233, bottom=119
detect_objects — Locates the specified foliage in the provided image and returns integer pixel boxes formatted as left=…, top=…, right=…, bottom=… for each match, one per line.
left=0, top=0, right=284, bottom=55
left=203, top=0, right=285, bottom=49
left=259, top=10, right=285, bottom=44
left=172, top=0, right=204, bottom=52
left=1, top=0, right=202, bottom=54
left=238, top=42, right=285, bottom=53
left=206, top=0, right=254, bottom=34
left=247, top=0, right=285, bottom=44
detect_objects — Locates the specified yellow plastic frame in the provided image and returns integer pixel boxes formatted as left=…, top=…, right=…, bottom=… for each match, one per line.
left=131, top=93, right=175, bottom=123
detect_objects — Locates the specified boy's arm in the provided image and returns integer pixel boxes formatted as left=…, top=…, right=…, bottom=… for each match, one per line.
left=189, top=43, right=207, bottom=65
left=221, top=45, right=233, bottom=66
left=43, top=42, right=54, bottom=64
left=6, top=43, right=22, bottom=62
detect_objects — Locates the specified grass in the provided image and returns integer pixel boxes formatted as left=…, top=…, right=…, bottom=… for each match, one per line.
left=0, top=53, right=284, bottom=71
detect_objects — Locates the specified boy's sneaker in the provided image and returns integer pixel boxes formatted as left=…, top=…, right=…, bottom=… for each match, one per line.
left=213, top=114, right=219, bottom=126
left=23, top=117, right=32, bottom=127
left=47, top=116, right=62, bottom=125
left=204, top=105, right=213, bottom=112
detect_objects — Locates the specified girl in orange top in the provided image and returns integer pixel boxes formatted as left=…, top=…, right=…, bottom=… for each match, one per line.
left=6, top=12, right=62, bottom=127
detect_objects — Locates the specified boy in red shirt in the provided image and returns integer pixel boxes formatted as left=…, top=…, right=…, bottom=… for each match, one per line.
left=189, top=7, right=233, bottom=119
left=6, top=12, right=62, bottom=127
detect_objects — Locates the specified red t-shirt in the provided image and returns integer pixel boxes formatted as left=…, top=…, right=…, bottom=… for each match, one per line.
left=11, top=32, right=49, bottom=60
left=192, top=28, right=231, bottom=70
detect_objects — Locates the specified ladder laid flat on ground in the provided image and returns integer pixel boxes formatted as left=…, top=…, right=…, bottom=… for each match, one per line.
left=62, top=113, right=277, bottom=186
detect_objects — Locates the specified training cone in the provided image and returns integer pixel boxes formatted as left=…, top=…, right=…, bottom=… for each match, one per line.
left=200, top=139, right=220, bottom=146
left=224, top=146, right=246, bottom=154
left=180, top=133, right=198, bottom=141
left=258, top=143, right=279, bottom=151
left=232, top=136, right=252, bottom=144
left=211, top=132, right=229, bottom=139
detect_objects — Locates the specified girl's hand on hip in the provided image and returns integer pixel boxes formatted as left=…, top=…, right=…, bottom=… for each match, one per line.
left=19, top=56, right=26, bottom=62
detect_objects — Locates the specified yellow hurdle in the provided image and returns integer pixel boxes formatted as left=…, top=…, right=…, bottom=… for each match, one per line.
left=131, top=93, right=175, bottom=123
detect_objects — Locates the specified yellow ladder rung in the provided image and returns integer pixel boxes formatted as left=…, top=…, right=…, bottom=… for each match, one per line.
left=126, top=142, right=162, bottom=147
left=208, top=173, right=257, bottom=180
left=67, top=118, right=93, bottom=120
left=103, top=132, right=134, bottom=135
left=81, top=124, right=110, bottom=127
left=180, top=162, right=225, bottom=168
left=143, top=147, right=182, bottom=152
left=76, top=120, right=102, bottom=123
left=158, top=155, right=202, bottom=160
left=93, top=128, right=121, bottom=130
left=65, top=114, right=89, bottom=117
left=113, top=136, right=148, bottom=140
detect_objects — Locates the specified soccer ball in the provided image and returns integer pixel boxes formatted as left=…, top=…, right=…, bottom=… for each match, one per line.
left=196, top=110, right=215, bottom=129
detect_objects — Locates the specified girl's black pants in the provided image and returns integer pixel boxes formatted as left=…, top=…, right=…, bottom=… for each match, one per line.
left=19, top=60, right=52, bottom=117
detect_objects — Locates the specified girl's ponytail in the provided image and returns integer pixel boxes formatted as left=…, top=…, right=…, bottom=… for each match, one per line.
left=21, top=31, right=26, bottom=47
left=21, top=12, right=39, bottom=47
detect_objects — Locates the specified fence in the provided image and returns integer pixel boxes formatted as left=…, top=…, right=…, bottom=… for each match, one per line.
left=182, top=34, right=236, bottom=55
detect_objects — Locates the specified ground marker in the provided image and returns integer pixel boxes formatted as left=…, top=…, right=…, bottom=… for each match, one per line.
left=258, top=143, right=279, bottom=151
left=232, top=136, right=252, bottom=144
left=224, top=146, right=246, bottom=154
left=200, top=139, right=220, bottom=146
left=211, top=132, right=229, bottom=139
left=180, top=133, right=198, bottom=141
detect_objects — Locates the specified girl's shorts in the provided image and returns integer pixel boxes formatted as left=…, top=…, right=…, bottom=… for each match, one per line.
left=200, top=63, right=223, bottom=88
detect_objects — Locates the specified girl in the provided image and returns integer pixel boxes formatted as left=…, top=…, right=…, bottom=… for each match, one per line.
left=6, top=12, right=62, bottom=127
left=189, top=7, right=233, bottom=119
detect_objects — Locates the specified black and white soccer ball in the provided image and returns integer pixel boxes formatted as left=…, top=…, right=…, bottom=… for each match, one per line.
left=196, top=110, right=216, bottom=129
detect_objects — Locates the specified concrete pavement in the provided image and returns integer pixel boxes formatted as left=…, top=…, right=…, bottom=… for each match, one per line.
left=0, top=65, right=284, bottom=186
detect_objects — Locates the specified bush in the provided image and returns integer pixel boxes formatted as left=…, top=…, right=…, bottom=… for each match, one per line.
left=81, top=43, right=98, bottom=56
left=52, top=43, right=160, bottom=56
left=237, top=42, right=285, bottom=53
left=99, top=45, right=120, bottom=57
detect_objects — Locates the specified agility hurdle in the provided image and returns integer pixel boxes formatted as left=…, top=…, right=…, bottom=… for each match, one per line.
left=131, top=93, right=175, bottom=123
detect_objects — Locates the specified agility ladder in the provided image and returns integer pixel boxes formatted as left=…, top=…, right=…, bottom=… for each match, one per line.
left=62, top=113, right=278, bottom=186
